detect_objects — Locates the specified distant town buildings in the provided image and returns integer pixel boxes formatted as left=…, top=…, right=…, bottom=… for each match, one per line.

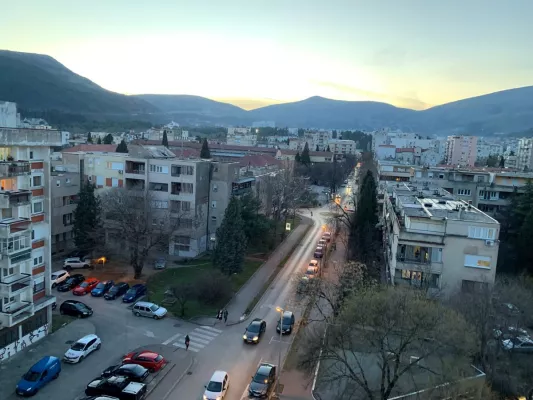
left=516, top=138, right=533, bottom=172
left=445, top=136, right=478, bottom=167
left=226, top=127, right=258, bottom=146
left=252, top=121, right=276, bottom=128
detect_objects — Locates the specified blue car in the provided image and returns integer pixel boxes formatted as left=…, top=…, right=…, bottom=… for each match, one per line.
left=16, top=356, right=61, bottom=396
left=122, top=284, right=147, bottom=303
left=91, top=280, right=114, bottom=297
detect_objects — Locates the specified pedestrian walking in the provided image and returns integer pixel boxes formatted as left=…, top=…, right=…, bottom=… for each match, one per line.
left=223, top=309, right=228, bottom=323
left=185, top=335, right=190, bottom=351
left=217, top=309, right=223, bottom=320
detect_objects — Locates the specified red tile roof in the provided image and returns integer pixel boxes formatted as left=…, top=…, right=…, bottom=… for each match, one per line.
left=132, top=139, right=278, bottom=154
left=62, top=144, right=118, bottom=153
left=278, top=149, right=332, bottom=156
left=239, top=154, right=282, bottom=168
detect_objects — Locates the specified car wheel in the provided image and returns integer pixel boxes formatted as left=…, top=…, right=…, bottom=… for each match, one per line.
left=83, top=264, right=89, bottom=269
left=96, top=343, right=101, bottom=350
left=153, top=315, right=160, bottom=320
left=135, top=312, right=141, bottom=317
left=65, top=266, right=72, bottom=271
left=149, top=368, right=155, bottom=373
left=53, top=372, right=59, bottom=380
left=79, top=355, right=84, bottom=362
left=52, top=283, right=57, bottom=288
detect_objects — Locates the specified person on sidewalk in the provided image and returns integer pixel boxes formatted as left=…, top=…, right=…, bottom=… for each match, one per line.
left=217, top=309, right=223, bottom=320
left=223, top=309, right=228, bottom=323
left=185, top=335, right=190, bottom=351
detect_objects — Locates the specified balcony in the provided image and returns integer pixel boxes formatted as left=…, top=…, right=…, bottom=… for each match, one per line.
left=0, top=301, right=33, bottom=327
left=0, top=273, right=32, bottom=296
left=0, top=218, right=31, bottom=237
left=232, top=177, right=255, bottom=196
left=0, top=161, right=31, bottom=178
left=125, top=161, right=146, bottom=175
left=396, top=257, right=443, bottom=275
left=0, top=189, right=32, bottom=209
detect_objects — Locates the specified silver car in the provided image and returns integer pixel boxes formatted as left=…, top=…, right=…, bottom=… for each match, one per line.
left=154, top=257, right=166, bottom=270
left=132, top=301, right=167, bottom=319
left=501, top=336, right=533, bottom=352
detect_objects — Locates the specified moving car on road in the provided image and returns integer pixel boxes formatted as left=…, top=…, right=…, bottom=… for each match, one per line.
left=122, top=351, right=165, bottom=372
left=91, top=280, right=114, bottom=297
left=85, top=376, right=147, bottom=400
left=132, top=301, right=167, bottom=319
left=102, top=364, right=150, bottom=382
left=122, top=284, right=147, bottom=303
left=277, top=311, right=296, bottom=334
left=104, top=282, right=130, bottom=300
left=51, top=270, right=69, bottom=288
left=63, top=334, right=101, bottom=363
left=243, top=318, right=267, bottom=344
left=204, top=370, right=230, bottom=400
left=248, top=363, right=276, bottom=398
left=16, top=356, right=61, bottom=396
left=63, top=257, right=92, bottom=271
left=56, top=274, right=85, bottom=292
left=73, top=278, right=100, bottom=296
left=60, top=300, right=93, bottom=318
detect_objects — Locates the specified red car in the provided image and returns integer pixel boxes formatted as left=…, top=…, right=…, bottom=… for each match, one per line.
left=72, top=278, right=100, bottom=295
left=122, top=351, right=165, bottom=372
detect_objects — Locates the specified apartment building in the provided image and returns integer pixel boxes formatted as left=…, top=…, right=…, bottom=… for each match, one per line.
left=226, top=127, right=258, bottom=147
left=0, top=128, right=64, bottom=361
left=328, top=139, right=358, bottom=155
left=382, top=182, right=500, bottom=296
left=275, top=149, right=333, bottom=163
left=445, top=136, right=478, bottom=167
left=516, top=138, right=533, bottom=172
left=476, top=140, right=503, bottom=160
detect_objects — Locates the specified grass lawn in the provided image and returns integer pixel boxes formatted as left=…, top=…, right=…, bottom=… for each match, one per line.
left=147, top=258, right=263, bottom=319
left=51, top=314, right=75, bottom=333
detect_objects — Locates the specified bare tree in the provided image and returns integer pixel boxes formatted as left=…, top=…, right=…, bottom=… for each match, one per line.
left=170, top=283, right=195, bottom=317
left=101, top=188, right=198, bottom=278
left=301, top=286, right=477, bottom=400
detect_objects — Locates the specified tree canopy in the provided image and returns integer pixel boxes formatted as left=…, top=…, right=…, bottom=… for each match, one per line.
left=162, top=130, right=169, bottom=148
left=200, top=138, right=211, bottom=159
left=72, top=183, right=102, bottom=254
left=116, top=139, right=128, bottom=153
left=103, top=133, right=114, bottom=144
left=300, top=142, right=311, bottom=166
left=87, top=132, right=93, bottom=143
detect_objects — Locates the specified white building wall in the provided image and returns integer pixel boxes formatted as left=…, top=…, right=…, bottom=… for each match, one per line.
left=0, top=102, right=18, bottom=128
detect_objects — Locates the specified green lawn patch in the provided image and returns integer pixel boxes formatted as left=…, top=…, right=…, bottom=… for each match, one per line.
left=51, top=314, right=75, bottom=333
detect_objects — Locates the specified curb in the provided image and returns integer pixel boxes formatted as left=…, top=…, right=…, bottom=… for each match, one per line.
left=162, top=355, right=195, bottom=400
left=146, top=362, right=176, bottom=397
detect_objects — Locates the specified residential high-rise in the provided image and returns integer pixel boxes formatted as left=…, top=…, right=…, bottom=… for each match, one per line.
left=445, top=136, right=478, bottom=167
left=516, top=138, right=533, bottom=172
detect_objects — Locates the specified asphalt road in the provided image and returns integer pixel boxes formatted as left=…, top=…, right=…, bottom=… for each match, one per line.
left=160, top=209, right=329, bottom=400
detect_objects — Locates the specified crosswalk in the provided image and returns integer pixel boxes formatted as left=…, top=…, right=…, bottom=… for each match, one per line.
left=161, top=326, right=222, bottom=353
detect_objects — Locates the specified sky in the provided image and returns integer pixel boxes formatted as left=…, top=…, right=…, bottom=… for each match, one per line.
left=2, top=0, right=533, bottom=110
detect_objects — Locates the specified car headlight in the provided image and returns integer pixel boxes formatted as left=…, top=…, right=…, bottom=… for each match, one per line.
left=253, top=336, right=259, bottom=341
left=203, top=396, right=208, bottom=400
left=243, top=335, right=247, bottom=339
left=216, top=396, right=222, bottom=400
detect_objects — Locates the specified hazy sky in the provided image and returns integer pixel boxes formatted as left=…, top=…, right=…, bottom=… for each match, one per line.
left=2, top=0, right=532, bottom=110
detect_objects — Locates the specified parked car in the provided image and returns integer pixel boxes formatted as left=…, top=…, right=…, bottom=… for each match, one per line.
left=305, top=267, right=318, bottom=279
left=132, top=301, right=167, bottom=319
left=204, top=370, right=230, bottom=400
left=59, top=300, right=93, bottom=318
left=85, top=376, right=147, bottom=400
left=104, top=282, right=130, bottom=300
left=56, top=274, right=85, bottom=292
left=122, top=284, right=147, bottom=303
left=122, top=351, right=165, bottom=372
left=277, top=311, right=295, bottom=334
left=16, top=356, right=61, bottom=396
left=63, top=257, right=92, bottom=271
left=318, top=239, right=327, bottom=248
left=322, top=232, right=332, bottom=242
left=493, top=326, right=529, bottom=340
left=314, top=246, right=324, bottom=259
left=248, top=363, right=276, bottom=398
left=51, top=270, right=70, bottom=288
left=309, top=260, right=319, bottom=269
left=73, top=278, right=100, bottom=296
left=501, top=336, right=533, bottom=352
left=297, top=276, right=310, bottom=294
left=243, top=318, right=267, bottom=344
left=101, top=364, right=150, bottom=382
left=91, top=280, right=114, bottom=297
left=154, top=257, right=166, bottom=270
left=63, top=334, right=101, bottom=363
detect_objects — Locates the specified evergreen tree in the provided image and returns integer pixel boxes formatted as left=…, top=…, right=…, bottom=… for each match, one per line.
left=200, top=138, right=211, bottom=159
left=72, top=183, right=102, bottom=253
left=116, top=140, right=128, bottom=153
left=97, top=136, right=102, bottom=144
left=162, top=130, right=169, bottom=148
left=239, top=193, right=271, bottom=246
left=499, top=155, right=505, bottom=168
left=295, top=151, right=301, bottom=163
left=301, top=142, right=311, bottom=166
left=326, top=145, right=331, bottom=152
left=316, top=145, right=320, bottom=152
left=87, top=132, right=93, bottom=143
left=518, top=210, right=533, bottom=273
left=103, top=134, right=114, bottom=144
left=213, top=197, right=247, bottom=275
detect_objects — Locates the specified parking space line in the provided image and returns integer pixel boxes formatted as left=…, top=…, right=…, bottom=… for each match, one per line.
left=162, top=332, right=184, bottom=345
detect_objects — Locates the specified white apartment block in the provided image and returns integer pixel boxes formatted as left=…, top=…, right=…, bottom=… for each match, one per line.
left=328, top=139, right=357, bottom=155
left=0, top=101, right=19, bottom=128
left=0, top=127, right=64, bottom=361
left=517, top=138, right=533, bottom=172
left=382, top=182, right=500, bottom=296
left=476, top=141, right=503, bottom=160
left=445, top=136, right=478, bottom=167
left=227, top=127, right=257, bottom=147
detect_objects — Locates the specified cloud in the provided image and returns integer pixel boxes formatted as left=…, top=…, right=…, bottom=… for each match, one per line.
left=312, top=80, right=433, bottom=110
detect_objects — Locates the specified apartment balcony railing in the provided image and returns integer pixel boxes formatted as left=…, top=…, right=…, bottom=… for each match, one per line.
left=395, top=256, right=443, bottom=274
left=0, top=301, right=33, bottom=327
left=0, top=161, right=31, bottom=178
left=0, top=189, right=32, bottom=209
left=0, top=218, right=31, bottom=237
left=125, top=168, right=146, bottom=175
left=0, top=273, right=32, bottom=297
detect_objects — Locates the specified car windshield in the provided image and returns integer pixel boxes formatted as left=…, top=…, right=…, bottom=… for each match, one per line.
left=253, top=373, right=269, bottom=383
left=206, top=381, right=223, bottom=392
left=71, top=342, right=85, bottom=351
left=79, top=282, right=88, bottom=288
left=282, top=316, right=292, bottom=324
left=109, top=286, right=119, bottom=293
left=95, top=283, right=105, bottom=289
left=154, top=355, right=163, bottom=362
left=126, top=288, right=136, bottom=295
left=306, top=269, right=315, bottom=275
left=24, top=371, right=41, bottom=382
left=247, top=323, right=260, bottom=333
left=150, top=304, right=159, bottom=312
left=75, top=304, right=89, bottom=311
left=65, top=278, right=75, bottom=284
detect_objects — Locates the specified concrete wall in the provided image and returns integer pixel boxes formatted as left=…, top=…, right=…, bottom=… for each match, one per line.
left=0, top=102, right=17, bottom=128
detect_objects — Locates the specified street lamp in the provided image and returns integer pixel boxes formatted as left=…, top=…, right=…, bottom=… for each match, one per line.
left=274, top=306, right=284, bottom=397
left=98, top=257, right=106, bottom=268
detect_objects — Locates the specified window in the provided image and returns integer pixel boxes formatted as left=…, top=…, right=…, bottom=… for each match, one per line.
left=112, top=178, right=119, bottom=188
left=439, top=174, right=444, bottom=179
left=29, top=151, right=34, bottom=159
left=33, top=278, right=45, bottom=294
left=174, top=236, right=191, bottom=251
left=151, top=200, right=169, bottom=209
left=66, top=178, right=71, bottom=184
left=211, top=216, right=217, bottom=221
left=3, top=296, right=15, bottom=304
left=211, top=201, right=217, bottom=209
left=457, top=189, right=471, bottom=196
left=31, top=230, right=35, bottom=240
left=213, top=184, right=218, bottom=192
left=96, top=176, right=104, bottom=186
left=468, top=226, right=496, bottom=240
left=177, top=219, right=193, bottom=229
left=149, top=165, right=169, bottom=174
left=462, top=280, right=488, bottom=293
left=148, top=182, right=169, bottom=192
left=2, top=267, right=15, bottom=277
left=33, top=255, right=44, bottom=266
left=33, top=201, right=43, bottom=214
left=464, top=255, right=491, bottom=269
left=56, top=180, right=60, bottom=187
left=32, top=176, right=42, bottom=187
left=63, top=213, right=73, bottom=225
left=1, top=236, right=29, bottom=253
left=182, top=183, right=194, bottom=193
left=0, top=325, right=18, bottom=347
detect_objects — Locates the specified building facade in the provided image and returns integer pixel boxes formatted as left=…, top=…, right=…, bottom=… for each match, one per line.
left=328, top=139, right=357, bottom=155
left=226, top=127, right=258, bottom=147
left=445, top=136, right=478, bottom=167
left=516, top=138, right=533, bottom=172
left=0, top=127, right=64, bottom=361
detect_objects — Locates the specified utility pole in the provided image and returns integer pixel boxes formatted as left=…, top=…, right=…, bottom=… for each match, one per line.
left=205, top=163, right=213, bottom=252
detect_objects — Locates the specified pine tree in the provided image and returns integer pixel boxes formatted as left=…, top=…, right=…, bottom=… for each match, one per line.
left=73, top=183, right=102, bottom=253
left=499, top=155, right=505, bottom=168
left=518, top=210, right=533, bottom=273
left=116, top=140, right=128, bottom=153
left=295, top=151, right=301, bottom=163
left=200, top=138, right=211, bottom=159
left=103, top=134, right=114, bottom=144
left=316, top=145, right=320, bottom=152
left=213, top=197, right=247, bottom=275
left=301, top=142, right=311, bottom=166
left=97, top=136, right=102, bottom=144
left=326, top=145, right=331, bottom=152
left=87, top=132, right=93, bottom=143
left=162, top=130, right=169, bottom=148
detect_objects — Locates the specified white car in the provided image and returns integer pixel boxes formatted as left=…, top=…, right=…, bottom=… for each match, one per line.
left=204, top=370, right=230, bottom=400
left=501, top=336, right=533, bottom=353
left=309, top=260, right=319, bottom=268
left=63, top=257, right=92, bottom=270
left=63, top=334, right=101, bottom=363
left=51, top=270, right=70, bottom=288
left=305, top=267, right=318, bottom=279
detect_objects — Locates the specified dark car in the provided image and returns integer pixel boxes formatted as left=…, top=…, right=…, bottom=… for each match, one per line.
left=104, top=282, right=130, bottom=300
left=91, top=280, right=114, bottom=297
left=313, top=246, right=324, bottom=259
left=59, top=300, right=93, bottom=318
left=85, top=375, right=146, bottom=399
left=56, top=274, right=85, bottom=292
left=101, top=364, right=149, bottom=382
left=276, top=311, right=295, bottom=334
left=248, top=363, right=276, bottom=398
left=122, top=284, right=146, bottom=303
left=243, top=318, right=266, bottom=344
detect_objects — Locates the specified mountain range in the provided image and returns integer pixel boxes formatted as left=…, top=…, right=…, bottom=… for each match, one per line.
left=1, top=50, right=532, bottom=135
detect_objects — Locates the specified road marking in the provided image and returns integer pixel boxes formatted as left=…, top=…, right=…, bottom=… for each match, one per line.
left=194, top=327, right=220, bottom=337
left=173, top=342, right=200, bottom=352
left=162, top=332, right=183, bottom=345
left=200, top=326, right=222, bottom=333
left=189, top=336, right=210, bottom=345
left=144, top=330, right=155, bottom=338
left=191, top=331, right=218, bottom=341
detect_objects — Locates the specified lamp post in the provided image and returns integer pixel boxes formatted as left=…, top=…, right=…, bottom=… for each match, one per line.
left=274, top=306, right=284, bottom=397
